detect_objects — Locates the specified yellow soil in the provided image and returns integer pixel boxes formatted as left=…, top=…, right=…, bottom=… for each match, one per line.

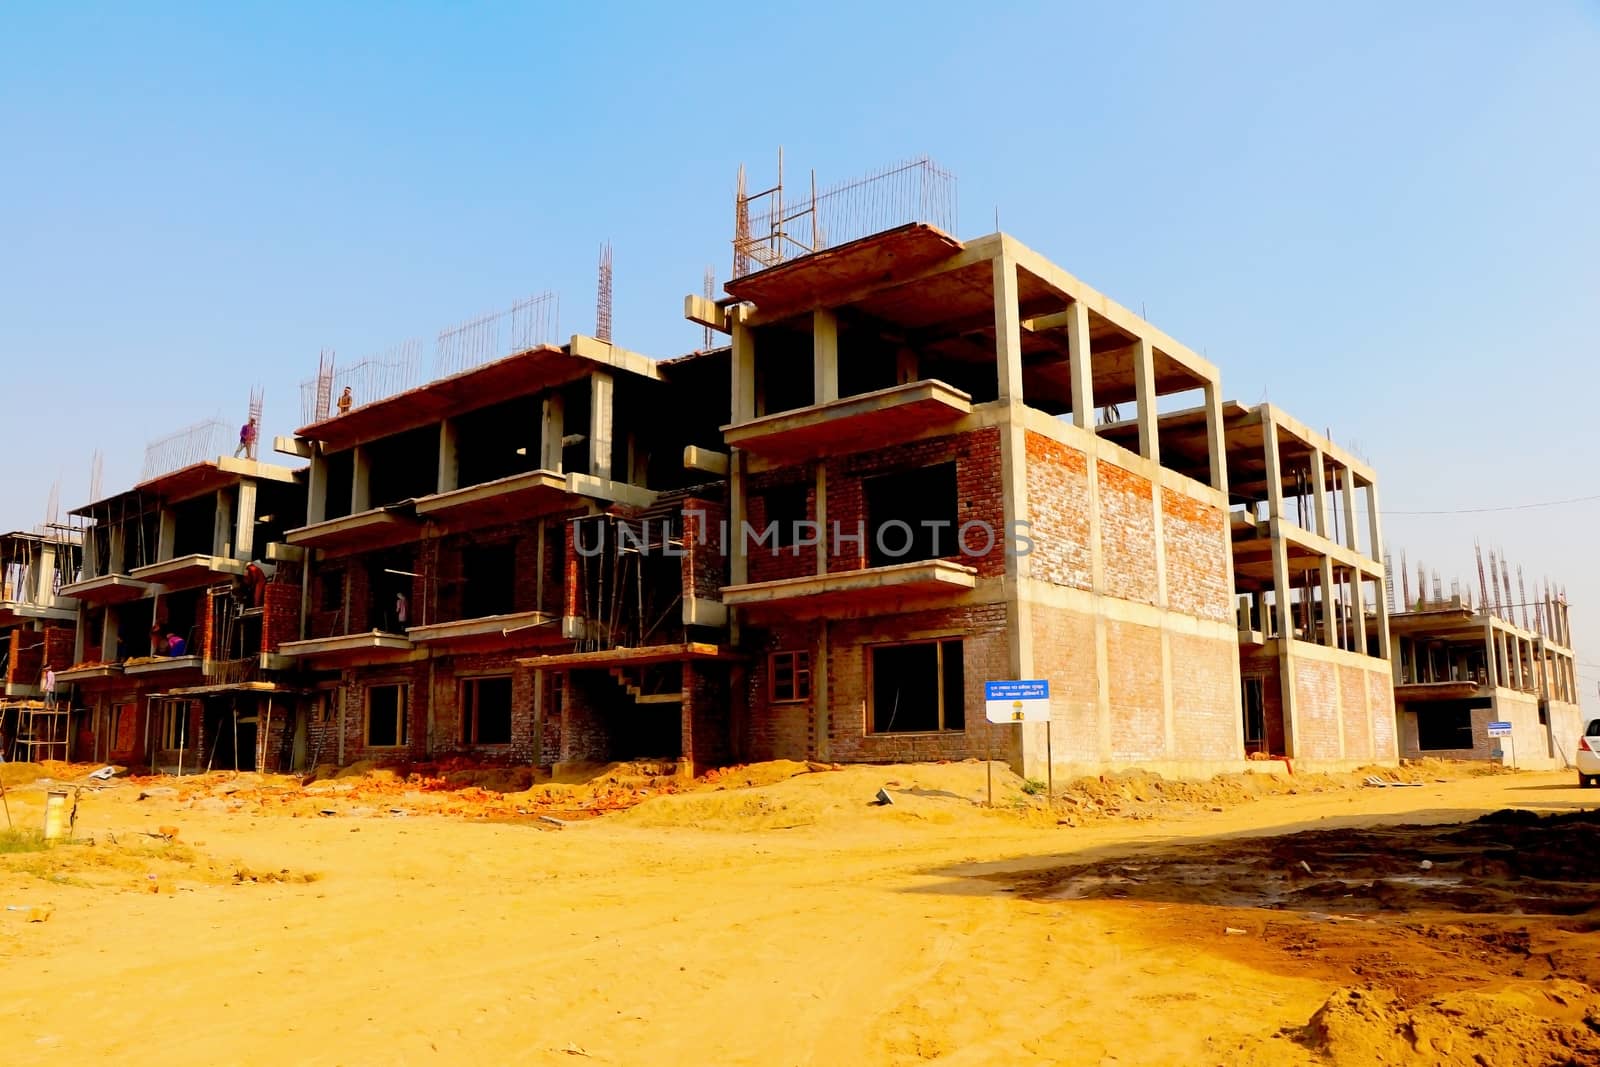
left=0, top=760, right=1594, bottom=1065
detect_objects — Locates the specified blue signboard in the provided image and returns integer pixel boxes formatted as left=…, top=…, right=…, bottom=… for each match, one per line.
left=984, top=680, right=1050, bottom=701
left=984, top=680, right=1051, bottom=723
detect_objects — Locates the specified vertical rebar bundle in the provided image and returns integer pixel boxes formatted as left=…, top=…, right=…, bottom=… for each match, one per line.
left=596, top=243, right=613, bottom=343
left=140, top=418, right=227, bottom=481
left=733, top=154, right=958, bottom=278
left=435, top=292, right=560, bottom=379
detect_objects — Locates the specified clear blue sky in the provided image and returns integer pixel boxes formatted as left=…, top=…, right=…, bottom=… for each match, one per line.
left=4, top=4, right=1598, bottom=695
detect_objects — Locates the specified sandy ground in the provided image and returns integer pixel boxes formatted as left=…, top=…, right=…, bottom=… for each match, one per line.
left=1, top=759, right=1597, bottom=1066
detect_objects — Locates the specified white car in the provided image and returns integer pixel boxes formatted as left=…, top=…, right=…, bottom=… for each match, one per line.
left=1580, top=718, right=1600, bottom=787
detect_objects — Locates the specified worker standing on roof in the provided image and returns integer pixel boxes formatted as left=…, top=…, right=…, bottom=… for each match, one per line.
left=337, top=386, right=353, bottom=416
left=234, top=417, right=259, bottom=459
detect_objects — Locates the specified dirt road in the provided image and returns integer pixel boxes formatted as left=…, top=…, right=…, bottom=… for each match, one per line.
left=1, top=764, right=1596, bottom=1066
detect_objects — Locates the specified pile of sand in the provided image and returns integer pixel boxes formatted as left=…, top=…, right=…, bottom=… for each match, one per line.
left=1287, top=981, right=1600, bottom=1066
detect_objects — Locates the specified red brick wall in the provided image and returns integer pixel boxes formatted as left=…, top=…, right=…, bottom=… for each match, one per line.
left=1169, top=632, right=1239, bottom=760
left=1030, top=603, right=1099, bottom=762
left=1339, top=663, right=1371, bottom=761
left=43, top=626, right=74, bottom=671
left=1106, top=619, right=1164, bottom=760
left=1239, top=647, right=1286, bottom=755
left=821, top=428, right=1005, bottom=579
left=1292, top=658, right=1341, bottom=759
left=682, top=661, right=732, bottom=770
left=1161, top=488, right=1230, bottom=622
left=1024, top=433, right=1092, bottom=591
left=8, top=630, right=42, bottom=686
left=682, top=497, right=728, bottom=605
left=262, top=582, right=302, bottom=651
left=1367, top=669, right=1397, bottom=760
left=336, top=663, right=431, bottom=763
left=1098, top=462, right=1157, bottom=605
left=746, top=469, right=817, bottom=584
left=427, top=652, right=539, bottom=763
left=560, top=670, right=615, bottom=762
left=744, top=620, right=819, bottom=761
left=825, top=602, right=1010, bottom=763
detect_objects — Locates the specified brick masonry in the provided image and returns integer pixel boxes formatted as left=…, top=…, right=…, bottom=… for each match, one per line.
left=1105, top=619, right=1165, bottom=761
left=1023, top=434, right=1092, bottom=591
left=1168, top=632, right=1240, bottom=761
left=1097, top=462, right=1157, bottom=605
left=1292, top=658, right=1342, bottom=759
left=1160, top=488, right=1230, bottom=623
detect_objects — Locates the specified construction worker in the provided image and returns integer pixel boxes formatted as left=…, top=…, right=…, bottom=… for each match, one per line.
left=243, top=559, right=277, bottom=608
left=337, top=386, right=354, bottom=415
left=234, top=417, right=259, bottom=459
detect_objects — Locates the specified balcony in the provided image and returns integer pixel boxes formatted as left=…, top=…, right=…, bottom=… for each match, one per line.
left=407, top=610, right=564, bottom=653
left=122, top=654, right=204, bottom=678
left=723, top=380, right=971, bottom=463
left=0, top=596, right=78, bottom=626
left=59, top=572, right=159, bottom=605
left=721, top=559, right=977, bottom=617
left=286, top=507, right=421, bottom=554
left=414, top=470, right=571, bottom=527
left=130, top=553, right=247, bottom=591
left=278, top=630, right=416, bottom=666
left=55, top=662, right=124, bottom=684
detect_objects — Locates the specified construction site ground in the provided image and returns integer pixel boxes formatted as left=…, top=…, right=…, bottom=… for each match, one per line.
left=1, top=757, right=1598, bottom=1066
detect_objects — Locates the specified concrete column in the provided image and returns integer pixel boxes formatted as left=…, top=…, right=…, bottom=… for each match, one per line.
left=234, top=481, right=257, bottom=560
left=895, top=347, right=918, bottom=385
left=1262, top=412, right=1299, bottom=754
left=108, top=524, right=126, bottom=574
left=993, top=255, right=1024, bottom=405
left=1319, top=556, right=1337, bottom=648
left=813, top=310, right=839, bottom=405
left=157, top=508, right=176, bottom=563
left=1512, top=634, right=1525, bottom=690
left=1133, top=337, right=1158, bottom=464
left=1203, top=381, right=1226, bottom=491
left=351, top=446, right=372, bottom=513
left=1309, top=450, right=1330, bottom=538
left=101, top=608, right=118, bottom=661
left=814, top=464, right=828, bottom=576
left=589, top=372, right=614, bottom=481
left=731, top=306, right=756, bottom=424
left=541, top=394, right=565, bottom=471
left=729, top=450, right=748, bottom=586
left=1366, top=483, right=1391, bottom=662
left=438, top=419, right=459, bottom=493
left=1064, top=300, right=1095, bottom=431
left=1349, top=566, right=1366, bottom=655
left=815, top=623, right=830, bottom=762
left=1341, top=470, right=1360, bottom=551
left=33, top=544, right=57, bottom=604
left=306, top=450, right=327, bottom=526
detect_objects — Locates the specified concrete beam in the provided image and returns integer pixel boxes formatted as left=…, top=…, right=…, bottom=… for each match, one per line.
left=684, top=294, right=728, bottom=334
left=273, top=435, right=313, bottom=459
left=683, top=446, right=729, bottom=476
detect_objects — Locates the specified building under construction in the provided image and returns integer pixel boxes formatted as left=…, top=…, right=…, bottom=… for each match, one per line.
left=1383, top=551, right=1582, bottom=769
left=43, top=155, right=1584, bottom=778
left=0, top=527, right=81, bottom=761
